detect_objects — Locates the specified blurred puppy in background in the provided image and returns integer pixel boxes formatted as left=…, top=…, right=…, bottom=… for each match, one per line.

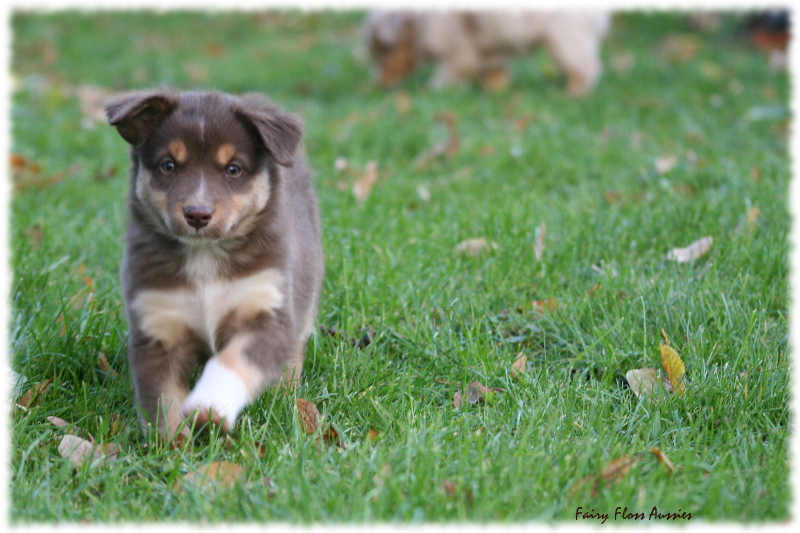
left=364, top=10, right=611, bottom=96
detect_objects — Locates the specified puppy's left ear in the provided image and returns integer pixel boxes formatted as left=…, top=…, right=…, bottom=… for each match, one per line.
left=234, top=94, right=304, bottom=167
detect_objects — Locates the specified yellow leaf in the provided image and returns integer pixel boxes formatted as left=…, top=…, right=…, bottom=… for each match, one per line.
left=659, top=341, right=686, bottom=397
left=651, top=447, right=676, bottom=475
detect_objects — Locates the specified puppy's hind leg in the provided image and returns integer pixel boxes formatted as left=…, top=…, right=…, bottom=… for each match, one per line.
left=544, top=31, right=603, bottom=97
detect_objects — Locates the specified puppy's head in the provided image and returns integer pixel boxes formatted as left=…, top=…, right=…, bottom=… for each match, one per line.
left=106, top=90, right=302, bottom=242
left=364, top=10, right=418, bottom=87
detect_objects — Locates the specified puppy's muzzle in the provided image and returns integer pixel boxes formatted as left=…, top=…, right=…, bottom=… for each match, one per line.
left=184, top=205, right=214, bottom=230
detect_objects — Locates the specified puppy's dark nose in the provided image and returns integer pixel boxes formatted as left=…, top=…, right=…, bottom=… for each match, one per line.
left=183, top=205, right=213, bottom=229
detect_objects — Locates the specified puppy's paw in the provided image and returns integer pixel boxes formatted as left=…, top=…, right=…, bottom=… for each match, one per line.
left=181, top=359, right=248, bottom=432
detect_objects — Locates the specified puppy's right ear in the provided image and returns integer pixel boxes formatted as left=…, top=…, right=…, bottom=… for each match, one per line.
left=105, top=90, right=179, bottom=146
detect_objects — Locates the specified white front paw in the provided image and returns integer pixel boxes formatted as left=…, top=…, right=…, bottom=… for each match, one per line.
left=181, top=359, right=248, bottom=431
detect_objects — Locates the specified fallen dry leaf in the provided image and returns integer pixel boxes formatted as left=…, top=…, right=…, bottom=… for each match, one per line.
left=18, top=379, right=52, bottom=408
left=610, top=51, right=635, bottom=73
left=666, top=236, right=713, bottom=263
left=352, top=161, right=378, bottom=201
left=625, top=368, right=660, bottom=398
left=510, top=352, right=527, bottom=379
left=24, top=224, right=43, bottom=250
left=296, top=398, right=320, bottom=435
left=659, top=335, right=686, bottom=397
left=482, top=66, right=511, bottom=92
left=182, top=461, right=244, bottom=490
left=453, top=381, right=503, bottom=409
left=395, top=91, right=412, bottom=117
left=323, top=425, right=342, bottom=447
left=534, top=222, right=546, bottom=261
left=455, top=237, right=498, bottom=257
left=531, top=298, right=560, bottom=314
left=414, top=111, right=459, bottom=168
left=659, top=33, right=700, bottom=64
left=47, top=416, right=70, bottom=427
left=601, top=454, right=640, bottom=485
left=366, top=428, right=379, bottom=441
left=97, top=353, right=118, bottom=378
left=651, top=447, right=676, bottom=475
left=654, top=154, right=679, bottom=174
left=442, top=480, right=457, bottom=495
left=57, top=435, right=118, bottom=467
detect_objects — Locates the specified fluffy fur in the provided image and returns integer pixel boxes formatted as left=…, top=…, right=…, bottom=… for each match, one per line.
left=364, top=10, right=611, bottom=96
left=106, top=90, right=324, bottom=439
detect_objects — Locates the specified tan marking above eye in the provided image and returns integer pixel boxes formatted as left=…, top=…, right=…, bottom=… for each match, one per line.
left=216, top=143, right=237, bottom=166
left=169, top=140, right=188, bottom=164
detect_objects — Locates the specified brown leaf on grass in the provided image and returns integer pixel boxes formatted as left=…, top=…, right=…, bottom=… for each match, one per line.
left=736, top=207, right=760, bottom=234
left=477, top=144, right=496, bottom=157
left=356, top=325, right=375, bottom=349
left=395, top=91, right=412, bottom=117
left=625, top=368, right=660, bottom=398
left=610, top=51, right=635, bottom=73
left=323, top=425, right=342, bottom=447
left=659, top=34, right=700, bottom=64
left=57, top=435, right=118, bottom=467
left=651, top=447, right=676, bottom=475
left=455, top=237, right=498, bottom=257
left=10, top=154, right=67, bottom=192
left=531, top=298, right=560, bottom=314
left=569, top=454, right=641, bottom=499
left=414, top=111, right=459, bottom=168
left=453, top=381, right=503, bottom=409
left=352, top=161, right=378, bottom=201
left=296, top=398, right=320, bottom=435
left=182, top=461, right=244, bottom=490
left=203, top=42, right=226, bottom=57
left=18, top=379, right=52, bottom=408
left=366, top=428, right=379, bottom=441
left=510, top=352, right=527, bottom=379
left=442, top=480, right=457, bottom=495
left=654, top=154, right=679, bottom=174
left=666, top=236, right=713, bottom=263
left=601, top=454, right=640, bottom=485
left=97, top=353, right=118, bottom=378
left=481, top=66, right=510, bottom=92
left=534, top=222, right=546, bottom=261
left=24, top=224, right=43, bottom=250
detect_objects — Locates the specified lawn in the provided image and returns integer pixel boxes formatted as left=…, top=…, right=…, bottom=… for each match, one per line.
left=7, top=10, right=791, bottom=523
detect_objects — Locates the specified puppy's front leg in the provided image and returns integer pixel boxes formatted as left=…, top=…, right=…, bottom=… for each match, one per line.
left=128, top=334, right=198, bottom=439
left=181, top=325, right=295, bottom=431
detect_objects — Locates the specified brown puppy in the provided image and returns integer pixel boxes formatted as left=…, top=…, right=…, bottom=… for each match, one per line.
left=364, top=10, right=611, bottom=96
left=106, top=90, right=324, bottom=438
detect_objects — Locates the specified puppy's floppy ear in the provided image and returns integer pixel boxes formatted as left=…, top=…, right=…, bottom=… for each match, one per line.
left=105, top=90, right=179, bottom=146
left=233, top=94, right=303, bottom=168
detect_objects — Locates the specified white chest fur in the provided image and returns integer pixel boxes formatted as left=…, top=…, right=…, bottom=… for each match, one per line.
left=130, top=247, right=284, bottom=350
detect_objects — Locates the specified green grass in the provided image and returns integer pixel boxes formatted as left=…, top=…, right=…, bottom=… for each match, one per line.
left=8, top=10, right=790, bottom=523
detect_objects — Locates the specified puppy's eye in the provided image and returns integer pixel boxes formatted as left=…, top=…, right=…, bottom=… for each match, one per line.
left=226, top=164, right=242, bottom=177
left=160, top=160, right=177, bottom=173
